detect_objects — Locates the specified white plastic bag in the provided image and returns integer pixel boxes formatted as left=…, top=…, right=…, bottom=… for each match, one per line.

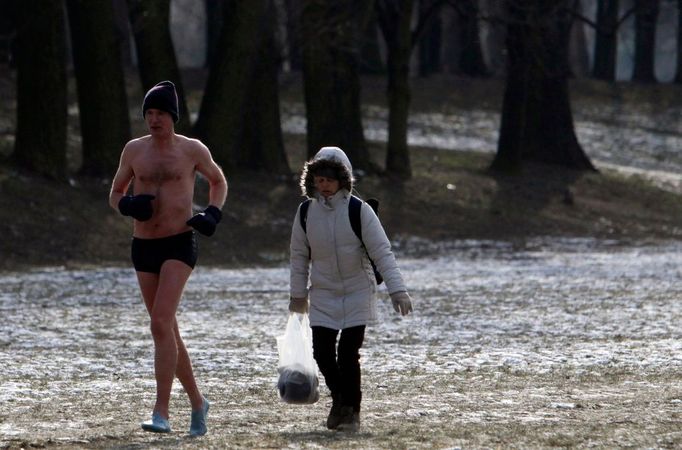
left=276, top=313, right=320, bottom=404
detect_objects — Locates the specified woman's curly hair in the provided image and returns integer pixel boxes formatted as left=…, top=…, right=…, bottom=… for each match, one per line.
left=300, top=157, right=354, bottom=198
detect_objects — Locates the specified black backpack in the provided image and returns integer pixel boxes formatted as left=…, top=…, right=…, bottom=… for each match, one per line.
left=299, top=195, right=384, bottom=285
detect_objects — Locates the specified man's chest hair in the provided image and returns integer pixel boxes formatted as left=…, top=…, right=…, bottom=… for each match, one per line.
left=134, top=151, right=194, bottom=185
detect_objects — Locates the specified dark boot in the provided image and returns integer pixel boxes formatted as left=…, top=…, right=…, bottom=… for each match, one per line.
left=326, top=401, right=349, bottom=430
left=327, top=405, right=354, bottom=430
left=337, top=409, right=360, bottom=432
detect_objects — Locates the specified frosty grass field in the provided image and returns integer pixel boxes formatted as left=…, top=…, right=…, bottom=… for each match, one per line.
left=2, top=237, right=682, bottom=448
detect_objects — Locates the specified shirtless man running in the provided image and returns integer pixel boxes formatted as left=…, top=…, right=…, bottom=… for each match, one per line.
left=109, top=80, right=227, bottom=436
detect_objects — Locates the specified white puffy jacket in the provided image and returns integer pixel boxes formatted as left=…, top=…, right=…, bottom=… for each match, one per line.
left=289, top=189, right=407, bottom=329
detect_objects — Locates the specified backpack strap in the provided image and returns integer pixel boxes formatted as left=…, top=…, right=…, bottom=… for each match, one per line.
left=348, top=196, right=363, bottom=241
left=299, top=199, right=312, bottom=259
left=299, top=199, right=312, bottom=233
left=349, top=195, right=384, bottom=284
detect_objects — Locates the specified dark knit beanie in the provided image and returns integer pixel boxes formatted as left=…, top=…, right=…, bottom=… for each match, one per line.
left=142, top=80, right=179, bottom=123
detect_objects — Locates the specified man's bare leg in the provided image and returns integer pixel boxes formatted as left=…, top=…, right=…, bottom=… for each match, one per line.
left=173, top=319, right=203, bottom=410
left=137, top=260, right=194, bottom=419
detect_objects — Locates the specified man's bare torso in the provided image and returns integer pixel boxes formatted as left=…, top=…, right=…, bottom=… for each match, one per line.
left=129, top=135, right=198, bottom=239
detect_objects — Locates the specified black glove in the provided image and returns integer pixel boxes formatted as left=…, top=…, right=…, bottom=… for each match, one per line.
left=118, top=194, right=155, bottom=221
left=187, top=205, right=222, bottom=236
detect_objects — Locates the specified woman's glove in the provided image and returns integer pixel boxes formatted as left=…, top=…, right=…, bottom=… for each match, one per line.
left=390, top=291, right=413, bottom=316
left=288, top=297, right=309, bottom=314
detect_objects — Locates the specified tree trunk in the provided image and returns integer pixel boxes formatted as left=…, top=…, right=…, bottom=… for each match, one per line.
left=359, top=18, right=385, bottom=74
left=127, top=0, right=191, bottom=132
left=300, top=0, right=371, bottom=170
left=480, top=0, right=507, bottom=76
left=66, top=0, right=131, bottom=177
left=194, top=0, right=288, bottom=173
left=204, top=0, right=225, bottom=69
left=491, top=0, right=595, bottom=173
left=675, top=0, right=682, bottom=84
left=568, top=0, right=590, bottom=77
left=13, top=0, right=68, bottom=179
left=283, top=0, right=303, bottom=72
left=439, top=5, right=459, bottom=74
left=592, top=0, right=619, bottom=81
left=418, top=0, right=441, bottom=76
left=632, top=0, right=659, bottom=83
left=112, top=0, right=134, bottom=67
left=376, top=0, right=414, bottom=179
left=0, top=1, right=17, bottom=66
left=235, top=1, right=289, bottom=173
left=194, top=0, right=259, bottom=168
left=458, top=0, right=488, bottom=77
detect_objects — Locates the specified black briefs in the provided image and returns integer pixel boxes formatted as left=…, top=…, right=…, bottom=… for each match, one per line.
left=131, top=231, right=198, bottom=274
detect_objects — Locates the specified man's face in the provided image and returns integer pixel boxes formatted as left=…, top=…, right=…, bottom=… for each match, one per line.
left=145, top=108, right=174, bottom=135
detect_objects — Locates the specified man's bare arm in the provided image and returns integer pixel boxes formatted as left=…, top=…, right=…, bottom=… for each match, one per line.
left=195, top=142, right=228, bottom=209
left=185, top=140, right=228, bottom=237
left=109, top=143, right=134, bottom=210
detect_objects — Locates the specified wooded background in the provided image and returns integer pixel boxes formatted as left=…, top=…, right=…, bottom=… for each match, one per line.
left=0, top=0, right=679, bottom=180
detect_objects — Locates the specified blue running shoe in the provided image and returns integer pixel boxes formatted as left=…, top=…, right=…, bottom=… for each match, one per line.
left=189, top=397, right=209, bottom=437
left=141, top=412, right=171, bottom=433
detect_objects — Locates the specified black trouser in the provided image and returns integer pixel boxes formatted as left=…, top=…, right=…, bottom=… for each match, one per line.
left=311, top=325, right=366, bottom=413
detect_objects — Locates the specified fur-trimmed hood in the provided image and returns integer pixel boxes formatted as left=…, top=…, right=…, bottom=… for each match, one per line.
left=300, top=146, right=354, bottom=198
